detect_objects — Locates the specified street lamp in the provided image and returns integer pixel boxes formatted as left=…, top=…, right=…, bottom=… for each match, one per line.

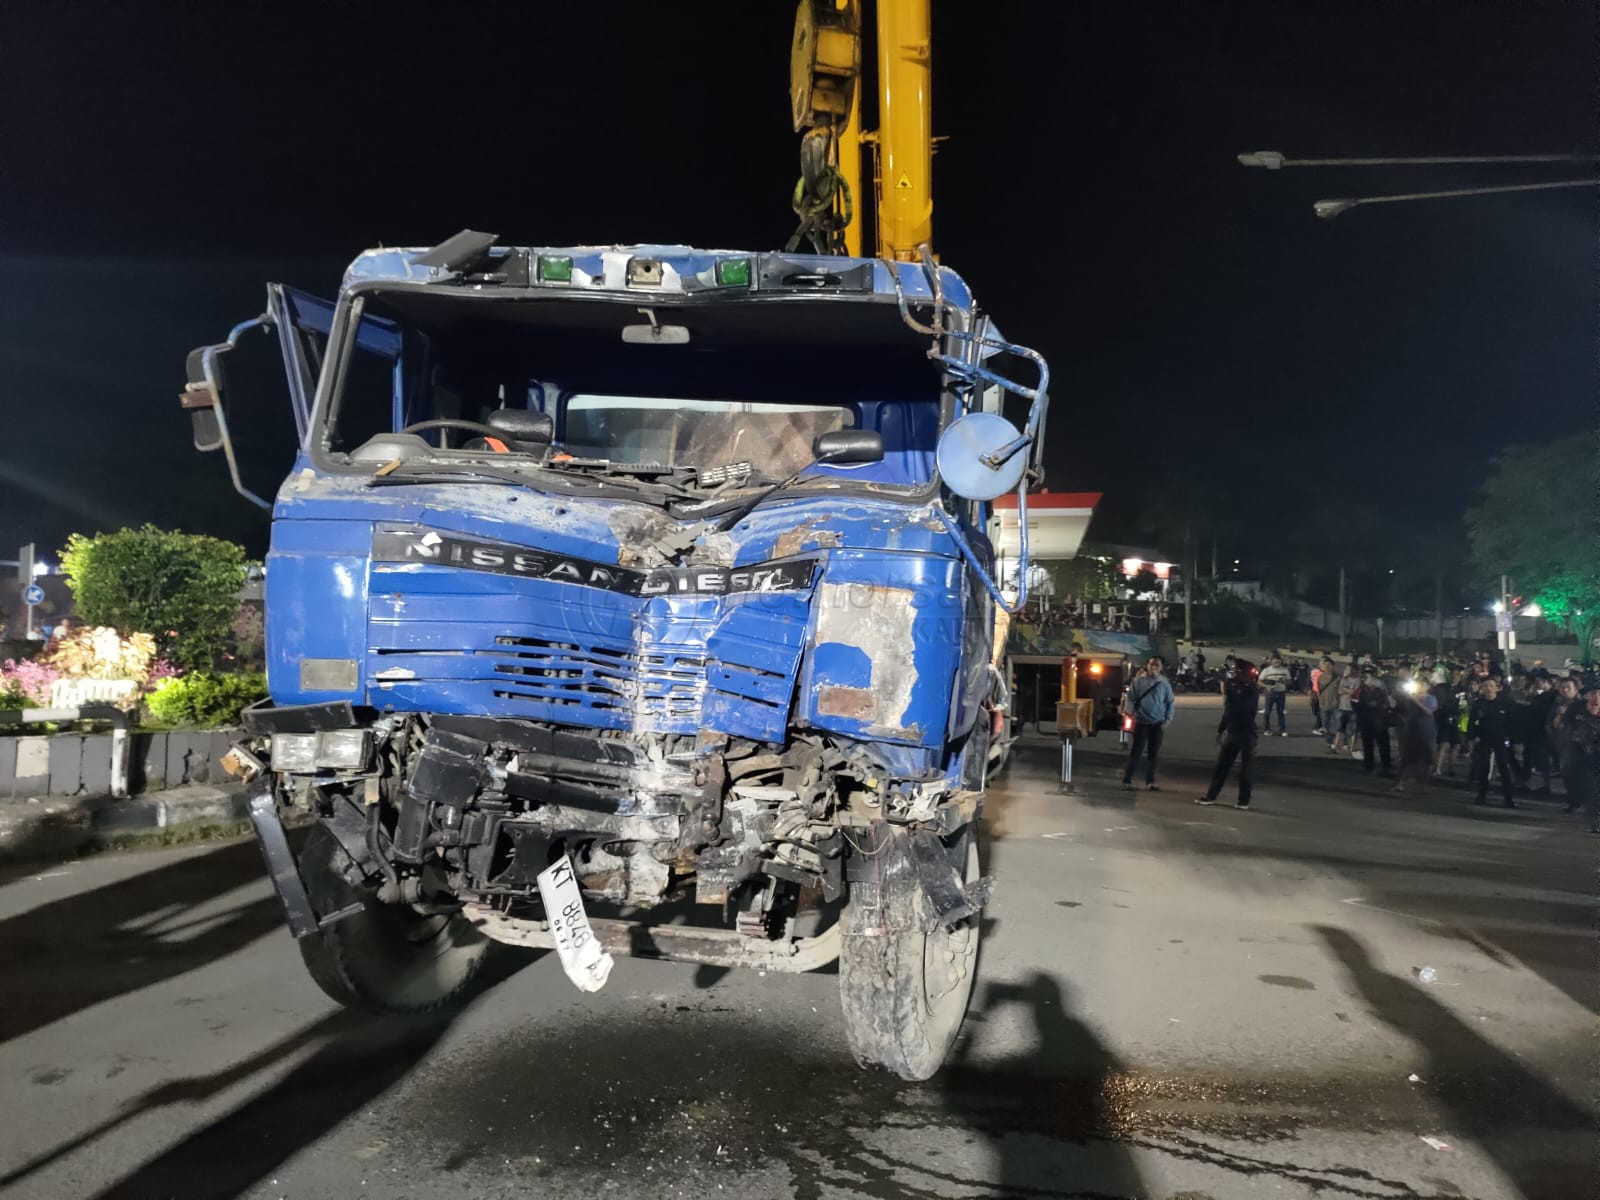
left=1239, top=150, right=1600, bottom=169
left=1314, top=178, right=1597, bottom=220
left=1237, top=149, right=1599, bottom=220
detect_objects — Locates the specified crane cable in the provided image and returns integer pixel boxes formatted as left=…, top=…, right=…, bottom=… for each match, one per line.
left=786, top=126, right=854, bottom=255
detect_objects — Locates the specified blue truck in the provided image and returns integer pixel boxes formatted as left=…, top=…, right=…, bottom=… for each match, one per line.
left=186, top=232, right=1048, bottom=1079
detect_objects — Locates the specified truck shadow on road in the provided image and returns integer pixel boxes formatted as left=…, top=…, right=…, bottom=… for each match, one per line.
left=0, top=839, right=285, bottom=1046
left=6, top=948, right=538, bottom=1200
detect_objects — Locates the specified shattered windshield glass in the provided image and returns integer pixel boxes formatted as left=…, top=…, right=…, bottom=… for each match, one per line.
left=563, top=397, right=849, bottom=480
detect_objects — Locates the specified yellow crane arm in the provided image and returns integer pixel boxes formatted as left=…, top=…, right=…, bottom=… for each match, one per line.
left=789, top=0, right=933, bottom=261
left=872, top=0, right=932, bottom=261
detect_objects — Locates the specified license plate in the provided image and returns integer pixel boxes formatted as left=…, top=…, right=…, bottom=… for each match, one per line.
left=536, top=854, right=615, bottom=992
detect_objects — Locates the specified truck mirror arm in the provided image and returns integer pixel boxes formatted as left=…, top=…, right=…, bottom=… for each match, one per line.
left=181, top=314, right=275, bottom=511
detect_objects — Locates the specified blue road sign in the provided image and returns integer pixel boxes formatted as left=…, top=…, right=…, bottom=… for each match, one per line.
left=23, top=584, right=44, bottom=606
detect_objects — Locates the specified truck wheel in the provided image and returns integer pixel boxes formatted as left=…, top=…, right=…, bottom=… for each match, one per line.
left=839, top=828, right=981, bottom=1081
left=295, top=823, right=490, bottom=1014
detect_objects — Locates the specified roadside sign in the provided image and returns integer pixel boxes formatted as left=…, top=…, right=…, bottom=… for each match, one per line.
left=1494, top=612, right=1514, bottom=633
left=22, top=584, right=43, bottom=606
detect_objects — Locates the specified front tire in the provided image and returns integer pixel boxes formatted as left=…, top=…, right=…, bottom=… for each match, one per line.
left=839, top=828, right=981, bottom=1081
left=295, top=823, right=491, bottom=1014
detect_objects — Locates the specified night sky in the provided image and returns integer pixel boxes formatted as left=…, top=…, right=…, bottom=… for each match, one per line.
left=1, top=2, right=1593, bottom=581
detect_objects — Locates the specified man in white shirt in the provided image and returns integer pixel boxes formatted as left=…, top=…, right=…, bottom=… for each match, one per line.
left=1259, top=654, right=1291, bottom=737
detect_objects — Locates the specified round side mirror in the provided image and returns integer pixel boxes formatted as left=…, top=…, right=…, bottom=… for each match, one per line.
left=936, top=412, right=1028, bottom=501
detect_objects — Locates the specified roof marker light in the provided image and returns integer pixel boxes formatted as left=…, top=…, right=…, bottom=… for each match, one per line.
left=538, top=255, right=573, bottom=283
left=716, top=258, right=752, bottom=287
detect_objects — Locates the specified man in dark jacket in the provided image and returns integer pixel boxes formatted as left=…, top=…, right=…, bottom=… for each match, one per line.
left=1521, top=672, right=1558, bottom=793
left=1550, top=676, right=1583, bottom=812
left=1355, top=665, right=1394, bottom=775
left=1468, top=676, right=1517, bottom=808
left=1564, top=688, right=1600, bottom=833
left=1197, top=660, right=1261, bottom=810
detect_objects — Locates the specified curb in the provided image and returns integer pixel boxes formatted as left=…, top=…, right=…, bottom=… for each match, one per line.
left=0, top=781, right=251, bottom=863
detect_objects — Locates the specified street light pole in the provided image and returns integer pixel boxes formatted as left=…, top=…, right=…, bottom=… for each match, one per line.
left=1314, top=178, right=1595, bottom=220
left=1239, top=150, right=1599, bottom=169
left=1434, top=570, right=1444, bottom=662
left=18, top=542, right=33, bottom=641
left=1337, top=564, right=1347, bottom=654
left=1497, top=574, right=1517, bottom=676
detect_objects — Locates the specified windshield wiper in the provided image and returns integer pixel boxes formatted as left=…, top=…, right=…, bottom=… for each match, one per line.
left=708, top=432, right=885, bottom=531
left=367, top=457, right=689, bottom=504
left=368, top=470, right=526, bottom=488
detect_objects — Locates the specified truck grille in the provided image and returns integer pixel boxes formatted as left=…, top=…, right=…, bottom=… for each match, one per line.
left=365, top=576, right=807, bottom=741
left=486, top=635, right=708, bottom=719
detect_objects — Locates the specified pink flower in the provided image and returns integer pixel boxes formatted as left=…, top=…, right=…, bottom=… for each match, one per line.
left=1, top=658, right=64, bottom=706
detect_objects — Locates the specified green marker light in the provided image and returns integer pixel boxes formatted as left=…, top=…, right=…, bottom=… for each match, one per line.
left=715, top=258, right=752, bottom=288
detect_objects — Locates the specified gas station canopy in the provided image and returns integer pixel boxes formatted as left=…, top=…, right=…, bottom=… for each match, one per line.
left=990, top=491, right=1101, bottom=561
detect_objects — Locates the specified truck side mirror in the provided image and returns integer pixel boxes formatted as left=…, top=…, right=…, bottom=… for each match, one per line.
left=178, top=317, right=273, bottom=510
left=182, top=346, right=226, bottom=452
left=936, top=412, right=1029, bottom=501
left=814, top=429, right=883, bottom=464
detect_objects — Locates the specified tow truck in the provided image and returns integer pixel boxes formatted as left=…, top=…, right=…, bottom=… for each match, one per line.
left=184, top=0, right=1050, bottom=1080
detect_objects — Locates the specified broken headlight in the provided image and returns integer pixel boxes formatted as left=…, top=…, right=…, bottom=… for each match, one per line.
left=270, top=730, right=372, bottom=773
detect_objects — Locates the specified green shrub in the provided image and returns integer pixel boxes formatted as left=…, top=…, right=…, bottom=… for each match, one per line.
left=60, top=526, right=252, bottom=672
left=145, top=672, right=266, bottom=728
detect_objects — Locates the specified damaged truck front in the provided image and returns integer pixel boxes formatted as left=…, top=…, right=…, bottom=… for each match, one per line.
left=186, top=235, right=1048, bottom=1080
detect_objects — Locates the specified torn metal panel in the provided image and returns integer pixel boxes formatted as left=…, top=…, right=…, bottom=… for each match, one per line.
left=811, top=580, right=921, bottom=738
left=774, top=522, right=843, bottom=559
left=908, top=828, right=991, bottom=926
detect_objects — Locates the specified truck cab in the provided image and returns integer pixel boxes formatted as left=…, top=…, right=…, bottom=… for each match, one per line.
left=187, top=233, right=1048, bottom=1080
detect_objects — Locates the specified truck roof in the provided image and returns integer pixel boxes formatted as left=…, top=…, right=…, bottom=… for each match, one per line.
left=341, top=237, right=976, bottom=312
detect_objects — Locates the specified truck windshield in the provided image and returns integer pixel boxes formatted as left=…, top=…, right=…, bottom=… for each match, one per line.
left=321, top=289, right=944, bottom=491
left=563, top=396, right=849, bottom=479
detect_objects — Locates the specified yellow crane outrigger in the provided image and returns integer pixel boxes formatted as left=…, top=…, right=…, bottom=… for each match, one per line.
left=789, top=0, right=933, bottom=260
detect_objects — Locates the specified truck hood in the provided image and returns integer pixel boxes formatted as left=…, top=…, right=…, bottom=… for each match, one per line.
left=265, top=472, right=975, bottom=747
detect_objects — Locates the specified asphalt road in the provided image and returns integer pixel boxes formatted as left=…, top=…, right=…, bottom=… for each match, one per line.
left=0, top=695, right=1593, bottom=1200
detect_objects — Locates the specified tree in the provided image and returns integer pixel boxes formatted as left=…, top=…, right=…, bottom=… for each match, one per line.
left=1468, top=433, right=1599, bottom=661
left=1531, top=568, right=1600, bottom=665
left=60, top=526, right=249, bottom=671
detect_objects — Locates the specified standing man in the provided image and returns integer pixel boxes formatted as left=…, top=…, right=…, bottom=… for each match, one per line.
left=1331, top=661, right=1361, bottom=755
left=1392, top=671, right=1438, bottom=793
left=1309, top=659, right=1325, bottom=734
left=1198, top=659, right=1261, bottom=809
left=1562, top=688, right=1600, bottom=833
left=1523, top=671, right=1558, bottom=794
left=1121, top=655, right=1175, bottom=792
left=1467, top=676, right=1517, bottom=808
left=1550, top=675, right=1583, bottom=812
left=1259, top=654, right=1291, bottom=737
left=1316, top=657, right=1341, bottom=745
left=1355, top=663, right=1394, bottom=775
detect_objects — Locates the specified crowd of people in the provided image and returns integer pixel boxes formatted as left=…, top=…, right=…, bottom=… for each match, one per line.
left=1189, top=650, right=1600, bottom=823
left=1022, top=596, right=1159, bottom=634
left=1102, top=640, right=1600, bottom=826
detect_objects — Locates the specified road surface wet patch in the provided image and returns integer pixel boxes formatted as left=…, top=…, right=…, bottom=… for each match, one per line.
left=380, top=1004, right=1484, bottom=1199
